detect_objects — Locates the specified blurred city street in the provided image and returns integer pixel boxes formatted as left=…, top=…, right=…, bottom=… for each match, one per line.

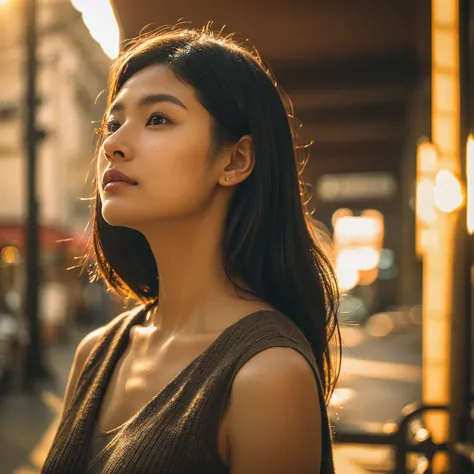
left=336, top=325, right=421, bottom=432
left=0, top=330, right=80, bottom=474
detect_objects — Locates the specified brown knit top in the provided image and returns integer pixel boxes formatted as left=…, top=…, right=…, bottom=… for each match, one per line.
left=42, top=305, right=335, bottom=473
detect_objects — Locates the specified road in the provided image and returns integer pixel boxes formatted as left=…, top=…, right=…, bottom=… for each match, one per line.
left=331, top=324, right=422, bottom=432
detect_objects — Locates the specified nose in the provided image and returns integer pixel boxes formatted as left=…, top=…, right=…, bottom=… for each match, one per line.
left=102, top=130, right=133, bottom=162
left=104, top=150, right=125, bottom=162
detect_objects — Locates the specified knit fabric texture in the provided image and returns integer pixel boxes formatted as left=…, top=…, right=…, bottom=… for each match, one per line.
left=42, top=305, right=335, bottom=473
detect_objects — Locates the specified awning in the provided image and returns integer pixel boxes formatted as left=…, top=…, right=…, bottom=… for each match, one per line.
left=0, top=223, right=74, bottom=250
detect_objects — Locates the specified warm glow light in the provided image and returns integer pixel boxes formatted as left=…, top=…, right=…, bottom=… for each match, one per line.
left=331, top=208, right=352, bottom=228
left=356, top=246, right=380, bottom=271
left=415, top=427, right=430, bottom=443
left=416, top=141, right=438, bottom=225
left=358, top=267, right=379, bottom=286
left=334, top=216, right=383, bottom=245
left=467, top=135, right=474, bottom=234
left=416, top=179, right=437, bottom=224
left=0, top=0, right=8, bottom=6
left=336, top=251, right=359, bottom=292
left=424, top=0, right=459, bottom=460
left=329, top=387, right=354, bottom=408
left=1, top=246, right=20, bottom=265
left=70, top=0, right=119, bottom=59
left=433, top=170, right=464, bottom=212
left=416, top=140, right=439, bottom=257
left=333, top=212, right=384, bottom=291
left=336, top=247, right=380, bottom=273
left=418, top=141, right=438, bottom=173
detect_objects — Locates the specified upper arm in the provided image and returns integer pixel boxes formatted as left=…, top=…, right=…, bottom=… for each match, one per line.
left=227, top=347, right=322, bottom=474
left=59, top=326, right=107, bottom=421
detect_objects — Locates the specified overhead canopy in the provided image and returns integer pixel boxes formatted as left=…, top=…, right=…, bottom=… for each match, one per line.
left=110, top=0, right=420, bottom=64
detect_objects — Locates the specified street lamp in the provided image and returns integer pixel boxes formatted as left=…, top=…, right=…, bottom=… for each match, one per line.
left=22, top=0, right=49, bottom=389
left=18, top=0, right=117, bottom=389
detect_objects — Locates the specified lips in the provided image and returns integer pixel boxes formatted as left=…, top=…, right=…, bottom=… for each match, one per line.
left=102, top=169, right=138, bottom=187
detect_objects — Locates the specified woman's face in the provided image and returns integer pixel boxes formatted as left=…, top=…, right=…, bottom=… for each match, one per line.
left=98, top=63, right=221, bottom=228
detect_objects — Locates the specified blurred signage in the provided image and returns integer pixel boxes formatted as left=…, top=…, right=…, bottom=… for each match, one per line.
left=317, top=172, right=397, bottom=202
left=333, top=209, right=385, bottom=291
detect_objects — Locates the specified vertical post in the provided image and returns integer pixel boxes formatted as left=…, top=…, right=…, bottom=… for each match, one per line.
left=424, top=0, right=461, bottom=471
left=23, top=0, right=45, bottom=390
left=449, top=2, right=474, bottom=472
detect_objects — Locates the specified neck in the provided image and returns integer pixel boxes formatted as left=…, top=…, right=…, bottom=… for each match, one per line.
left=136, top=207, right=250, bottom=334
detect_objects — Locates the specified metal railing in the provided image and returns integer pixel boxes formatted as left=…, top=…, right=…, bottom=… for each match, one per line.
left=334, top=402, right=449, bottom=473
left=453, top=441, right=474, bottom=473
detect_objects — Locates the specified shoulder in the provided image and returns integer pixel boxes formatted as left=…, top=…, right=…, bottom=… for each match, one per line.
left=61, top=305, right=144, bottom=416
left=60, top=324, right=109, bottom=415
left=59, top=325, right=106, bottom=420
left=73, top=325, right=108, bottom=371
left=73, top=304, right=144, bottom=371
left=233, top=346, right=317, bottom=388
left=226, top=347, right=323, bottom=474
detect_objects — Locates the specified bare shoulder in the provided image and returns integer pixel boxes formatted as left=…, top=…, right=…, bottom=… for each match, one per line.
left=73, top=305, right=143, bottom=371
left=59, top=325, right=107, bottom=420
left=74, top=325, right=108, bottom=369
left=60, top=308, right=137, bottom=419
left=226, top=347, right=323, bottom=474
left=233, top=346, right=317, bottom=385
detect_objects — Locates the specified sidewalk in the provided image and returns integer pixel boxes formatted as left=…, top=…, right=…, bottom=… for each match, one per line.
left=0, top=331, right=382, bottom=474
left=0, top=330, right=81, bottom=474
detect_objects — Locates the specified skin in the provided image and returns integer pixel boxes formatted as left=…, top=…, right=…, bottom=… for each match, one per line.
left=60, top=64, right=322, bottom=473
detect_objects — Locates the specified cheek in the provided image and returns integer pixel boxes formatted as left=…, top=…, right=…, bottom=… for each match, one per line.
left=141, top=157, right=210, bottom=216
left=141, top=129, right=212, bottom=203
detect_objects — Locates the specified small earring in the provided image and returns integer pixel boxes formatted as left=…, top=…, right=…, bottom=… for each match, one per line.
left=224, top=177, right=231, bottom=182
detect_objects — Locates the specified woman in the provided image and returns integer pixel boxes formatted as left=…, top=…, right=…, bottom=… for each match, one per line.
left=43, top=27, right=340, bottom=474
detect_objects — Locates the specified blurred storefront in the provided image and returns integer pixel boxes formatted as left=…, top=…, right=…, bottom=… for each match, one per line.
left=0, top=222, right=79, bottom=336
left=0, top=1, right=110, bottom=308
left=0, top=0, right=114, bottom=392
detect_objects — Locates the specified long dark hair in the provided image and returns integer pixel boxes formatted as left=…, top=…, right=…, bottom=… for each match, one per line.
left=84, top=27, right=341, bottom=401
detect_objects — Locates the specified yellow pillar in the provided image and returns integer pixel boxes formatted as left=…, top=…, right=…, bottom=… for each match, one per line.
left=423, top=0, right=461, bottom=471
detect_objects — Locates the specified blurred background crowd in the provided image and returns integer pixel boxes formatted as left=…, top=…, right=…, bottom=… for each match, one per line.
left=0, top=0, right=474, bottom=473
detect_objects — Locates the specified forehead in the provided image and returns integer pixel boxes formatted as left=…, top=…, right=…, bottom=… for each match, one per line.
left=114, top=63, right=194, bottom=105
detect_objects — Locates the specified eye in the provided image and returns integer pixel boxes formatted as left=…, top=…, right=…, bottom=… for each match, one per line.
left=105, top=120, right=120, bottom=134
left=146, top=112, right=171, bottom=127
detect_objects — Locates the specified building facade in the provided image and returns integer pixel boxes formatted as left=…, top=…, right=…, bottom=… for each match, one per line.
left=0, top=0, right=110, bottom=329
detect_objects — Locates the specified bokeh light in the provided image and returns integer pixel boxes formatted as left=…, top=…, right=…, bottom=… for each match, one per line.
left=433, top=170, right=464, bottom=213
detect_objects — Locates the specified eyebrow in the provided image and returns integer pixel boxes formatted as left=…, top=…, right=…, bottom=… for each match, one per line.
left=108, top=93, right=188, bottom=115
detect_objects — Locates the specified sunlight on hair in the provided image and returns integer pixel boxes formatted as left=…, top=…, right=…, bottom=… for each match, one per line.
left=70, top=0, right=119, bottom=59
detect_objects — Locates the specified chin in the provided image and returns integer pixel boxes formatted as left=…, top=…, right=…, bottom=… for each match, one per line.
left=101, top=201, right=151, bottom=228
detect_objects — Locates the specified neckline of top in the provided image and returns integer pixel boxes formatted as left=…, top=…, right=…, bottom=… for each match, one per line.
left=94, top=307, right=283, bottom=434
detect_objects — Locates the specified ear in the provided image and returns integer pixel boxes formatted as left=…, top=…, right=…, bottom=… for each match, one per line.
left=219, top=136, right=255, bottom=186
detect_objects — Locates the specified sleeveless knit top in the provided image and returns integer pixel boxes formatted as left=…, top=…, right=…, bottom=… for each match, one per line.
left=42, top=305, right=335, bottom=474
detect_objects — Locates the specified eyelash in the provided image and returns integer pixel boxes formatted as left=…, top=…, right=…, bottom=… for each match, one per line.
left=105, top=111, right=172, bottom=134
